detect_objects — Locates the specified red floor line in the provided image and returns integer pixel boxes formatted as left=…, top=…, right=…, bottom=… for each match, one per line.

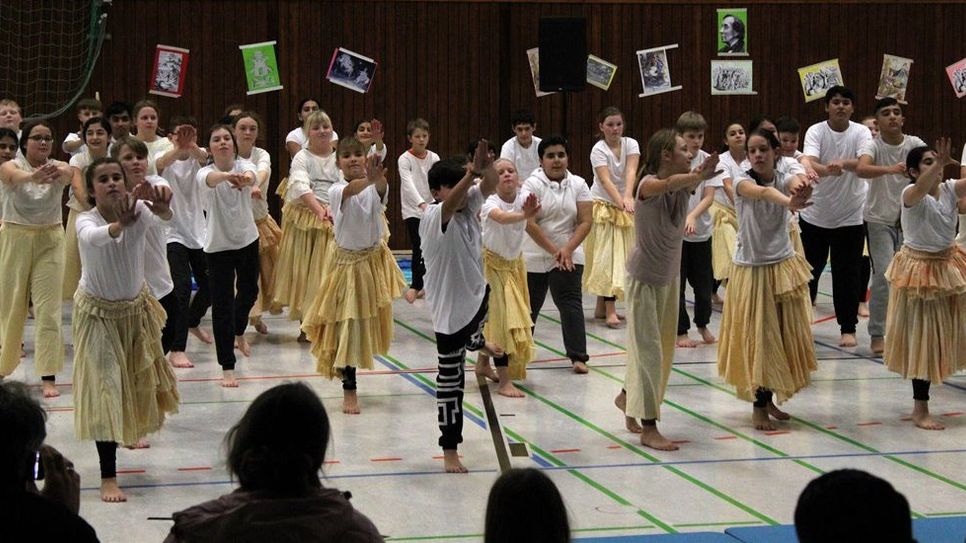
left=714, top=436, right=737, bottom=440
left=812, top=314, right=837, bottom=325
left=550, top=448, right=581, bottom=454
left=176, top=467, right=212, bottom=472
left=117, top=469, right=146, bottom=474
left=432, top=455, right=463, bottom=459
left=606, top=445, right=623, bottom=449
left=856, top=421, right=882, bottom=426
left=943, top=412, right=963, bottom=417
left=370, top=457, right=403, bottom=462
left=764, top=430, right=791, bottom=436
left=825, top=425, right=839, bottom=429
left=323, top=460, right=340, bottom=464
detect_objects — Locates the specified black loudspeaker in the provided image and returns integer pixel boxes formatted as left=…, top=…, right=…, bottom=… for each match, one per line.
left=538, top=17, right=587, bottom=92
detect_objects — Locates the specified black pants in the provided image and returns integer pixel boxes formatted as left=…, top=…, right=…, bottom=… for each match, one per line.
left=158, top=292, right=179, bottom=354
left=678, top=239, right=713, bottom=335
left=436, top=298, right=489, bottom=450
left=206, top=240, right=260, bottom=370
left=95, top=441, right=117, bottom=479
left=166, top=243, right=211, bottom=352
left=528, top=266, right=588, bottom=363
left=404, top=217, right=425, bottom=291
left=913, top=379, right=930, bottom=401
left=858, top=255, right=871, bottom=302
left=799, top=219, right=865, bottom=334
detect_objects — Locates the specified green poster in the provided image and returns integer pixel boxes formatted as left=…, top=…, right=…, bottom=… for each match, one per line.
left=240, top=41, right=282, bottom=95
left=716, top=8, right=748, bottom=56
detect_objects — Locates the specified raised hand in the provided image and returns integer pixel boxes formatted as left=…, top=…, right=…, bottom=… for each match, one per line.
left=695, top=153, right=721, bottom=180
left=788, top=183, right=813, bottom=211
left=114, top=193, right=140, bottom=227
left=366, top=154, right=387, bottom=184
left=935, top=137, right=954, bottom=166
left=472, top=139, right=493, bottom=174
left=370, top=119, right=384, bottom=143
left=144, top=184, right=172, bottom=216
left=522, top=192, right=541, bottom=219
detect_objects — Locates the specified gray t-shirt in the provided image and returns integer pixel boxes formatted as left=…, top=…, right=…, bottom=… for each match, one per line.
left=859, top=134, right=926, bottom=225
left=733, top=171, right=795, bottom=266
left=626, top=175, right=690, bottom=286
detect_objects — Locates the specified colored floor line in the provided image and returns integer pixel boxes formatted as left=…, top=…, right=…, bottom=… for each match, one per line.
left=376, top=350, right=678, bottom=534
left=43, top=392, right=428, bottom=413
left=540, top=310, right=966, bottom=500
left=392, top=317, right=777, bottom=528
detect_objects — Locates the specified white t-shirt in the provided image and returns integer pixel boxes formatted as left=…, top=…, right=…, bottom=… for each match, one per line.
left=859, top=134, right=926, bottom=226
left=712, top=150, right=743, bottom=208
left=901, top=180, right=959, bottom=252
left=161, top=156, right=207, bottom=249
left=420, top=186, right=486, bottom=334
left=68, top=150, right=97, bottom=212
left=368, top=144, right=388, bottom=161
left=521, top=168, right=593, bottom=273
left=144, top=137, right=174, bottom=177
left=77, top=201, right=160, bottom=301
left=800, top=121, right=873, bottom=228
left=239, top=147, right=272, bottom=220
left=196, top=159, right=259, bottom=253
left=397, top=150, right=440, bottom=220
left=734, top=172, right=795, bottom=266
left=62, top=132, right=85, bottom=157
left=329, top=180, right=388, bottom=250
left=143, top=175, right=174, bottom=298
left=287, top=149, right=339, bottom=205
left=285, top=127, right=339, bottom=150
left=590, top=137, right=641, bottom=204
left=500, top=136, right=542, bottom=181
left=685, top=149, right=714, bottom=242
left=0, top=156, right=69, bottom=225
left=481, top=192, right=529, bottom=259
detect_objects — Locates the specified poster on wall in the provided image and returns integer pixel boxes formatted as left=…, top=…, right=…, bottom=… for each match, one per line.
left=326, top=47, right=377, bottom=94
left=240, top=41, right=282, bottom=95
left=586, top=54, right=618, bottom=90
left=637, top=44, right=682, bottom=97
left=716, top=8, right=748, bottom=56
left=946, top=58, right=966, bottom=98
left=711, top=60, right=756, bottom=95
left=149, top=44, right=189, bottom=98
left=797, top=59, right=843, bottom=103
left=527, top=48, right=554, bottom=97
left=875, top=54, right=912, bottom=103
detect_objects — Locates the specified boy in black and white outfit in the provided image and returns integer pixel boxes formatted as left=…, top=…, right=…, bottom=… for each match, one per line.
left=421, top=142, right=503, bottom=474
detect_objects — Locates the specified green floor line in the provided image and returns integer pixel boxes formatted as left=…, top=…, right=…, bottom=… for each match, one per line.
left=392, top=318, right=777, bottom=528
left=925, top=511, right=966, bottom=517
left=538, top=311, right=966, bottom=504
left=673, top=521, right=764, bottom=528
left=379, top=351, right=677, bottom=534
left=386, top=524, right=665, bottom=541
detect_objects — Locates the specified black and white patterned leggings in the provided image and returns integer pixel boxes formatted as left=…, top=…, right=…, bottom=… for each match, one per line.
left=436, top=298, right=490, bottom=450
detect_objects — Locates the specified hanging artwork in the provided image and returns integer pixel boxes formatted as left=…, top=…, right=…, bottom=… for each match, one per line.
left=149, top=45, right=189, bottom=98
left=716, top=8, right=748, bottom=56
left=797, top=59, right=843, bottom=103
left=946, top=58, right=966, bottom=99
left=326, top=47, right=377, bottom=94
left=875, top=54, right=913, bottom=103
left=240, top=41, right=282, bottom=95
left=586, top=54, right=618, bottom=90
left=711, top=60, right=756, bottom=95
left=526, top=48, right=554, bottom=97
left=637, top=44, right=682, bottom=97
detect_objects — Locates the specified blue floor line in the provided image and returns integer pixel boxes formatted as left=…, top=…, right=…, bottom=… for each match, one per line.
left=375, top=355, right=489, bottom=430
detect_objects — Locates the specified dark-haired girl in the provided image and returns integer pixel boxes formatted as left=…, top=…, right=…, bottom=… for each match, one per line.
left=884, top=139, right=966, bottom=430
left=717, top=130, right=817, bottom=431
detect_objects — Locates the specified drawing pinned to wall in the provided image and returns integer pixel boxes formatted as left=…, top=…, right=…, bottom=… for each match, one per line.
left=716, top=8, right=748, bottom=56
left=797, top=59, right=843, bottom=103
left=586, top=54, right=618, bottom=90
left=636, top=44, right=682, bottom=97
left=875, top=54, right=912, bottom=103
left=240, top=41, right=282, bottom=95
left=711, top=60, right=756, bottom=95
left=149, top=45, right=189, bottom=98
left=527, top=48, right=554, bottom=97
left=946, top=58, right=966, bottom=99
left=326, top=47, right=377, bottom=94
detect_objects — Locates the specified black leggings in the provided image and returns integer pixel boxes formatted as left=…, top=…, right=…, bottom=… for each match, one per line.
left=912, top=379, right=930, bottom=402
left=95, top=441, right=117, bottom=479
left=404, top=218, right=425, bottom=291
left=753, top=389, right=773, bottom=408
left=206, top=240, right=260, bottom=370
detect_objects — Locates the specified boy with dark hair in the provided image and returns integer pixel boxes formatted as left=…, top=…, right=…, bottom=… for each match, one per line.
left=775, top=116, right=802, bottom=158
left=420, top=142, right=501, bottom=473
left=500, top=109, right=541, bottom=180
left=855, top=97, right=925, bottom=354
left=799, top=85, right=873, bottom=347
left=104, top=101, right=132, bottom=142
left=62, top=98, right=103, bottom=157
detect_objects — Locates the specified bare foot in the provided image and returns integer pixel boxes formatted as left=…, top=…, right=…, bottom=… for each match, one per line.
left=572, top=361, right=589, bottom=374
left=712, top=293, right=724, bottom=305
left=41, top=381, right=60, bottom=398
left=495, top=367, right=524, bottom=398
left=250, top=317, right=269, bottom=335
left=912, top=400, right=945, bottom=430
left=767, top=401, right=790, bottom=421
left=614, top=391, right=643, bottom=433
left=100, top=478, right=127, bottom=503
left=594, top=297, right=606, bottom=319
left=234, top=335, right=251, bottom=357
left=189, top=327, right=213, bottom=344
left=639, top=425, right=679, bottom=451
left=416, top=289, right=425, bottom=299
left=297, top=330, right=310, bottom=343
left=124, top=439, right=150, bottom=450
left=168, top=351, right=194, bottom=368
left=753, top=407, right=776, bottom=431
left=404, top=288, right=418, bottom=304
left=343, top=389, right=361, bottom=414
left=676, top=334, right=699, bottom=348
left=698, top=327, right=717, bottom=344
left=858, top=302, right=870, bottom=317
left=839, top=333, right=857, bottom=347
left=480, top=341, right=505, bottom=359
left=605, top=316, right=623, bottom=329
left=474, top=356, right=499, bottom=383
left=442, top=449, right=468, bottom=473
left=870, top=337, right=885, bottom=355
left=221, top=370, right=239, bottom=388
